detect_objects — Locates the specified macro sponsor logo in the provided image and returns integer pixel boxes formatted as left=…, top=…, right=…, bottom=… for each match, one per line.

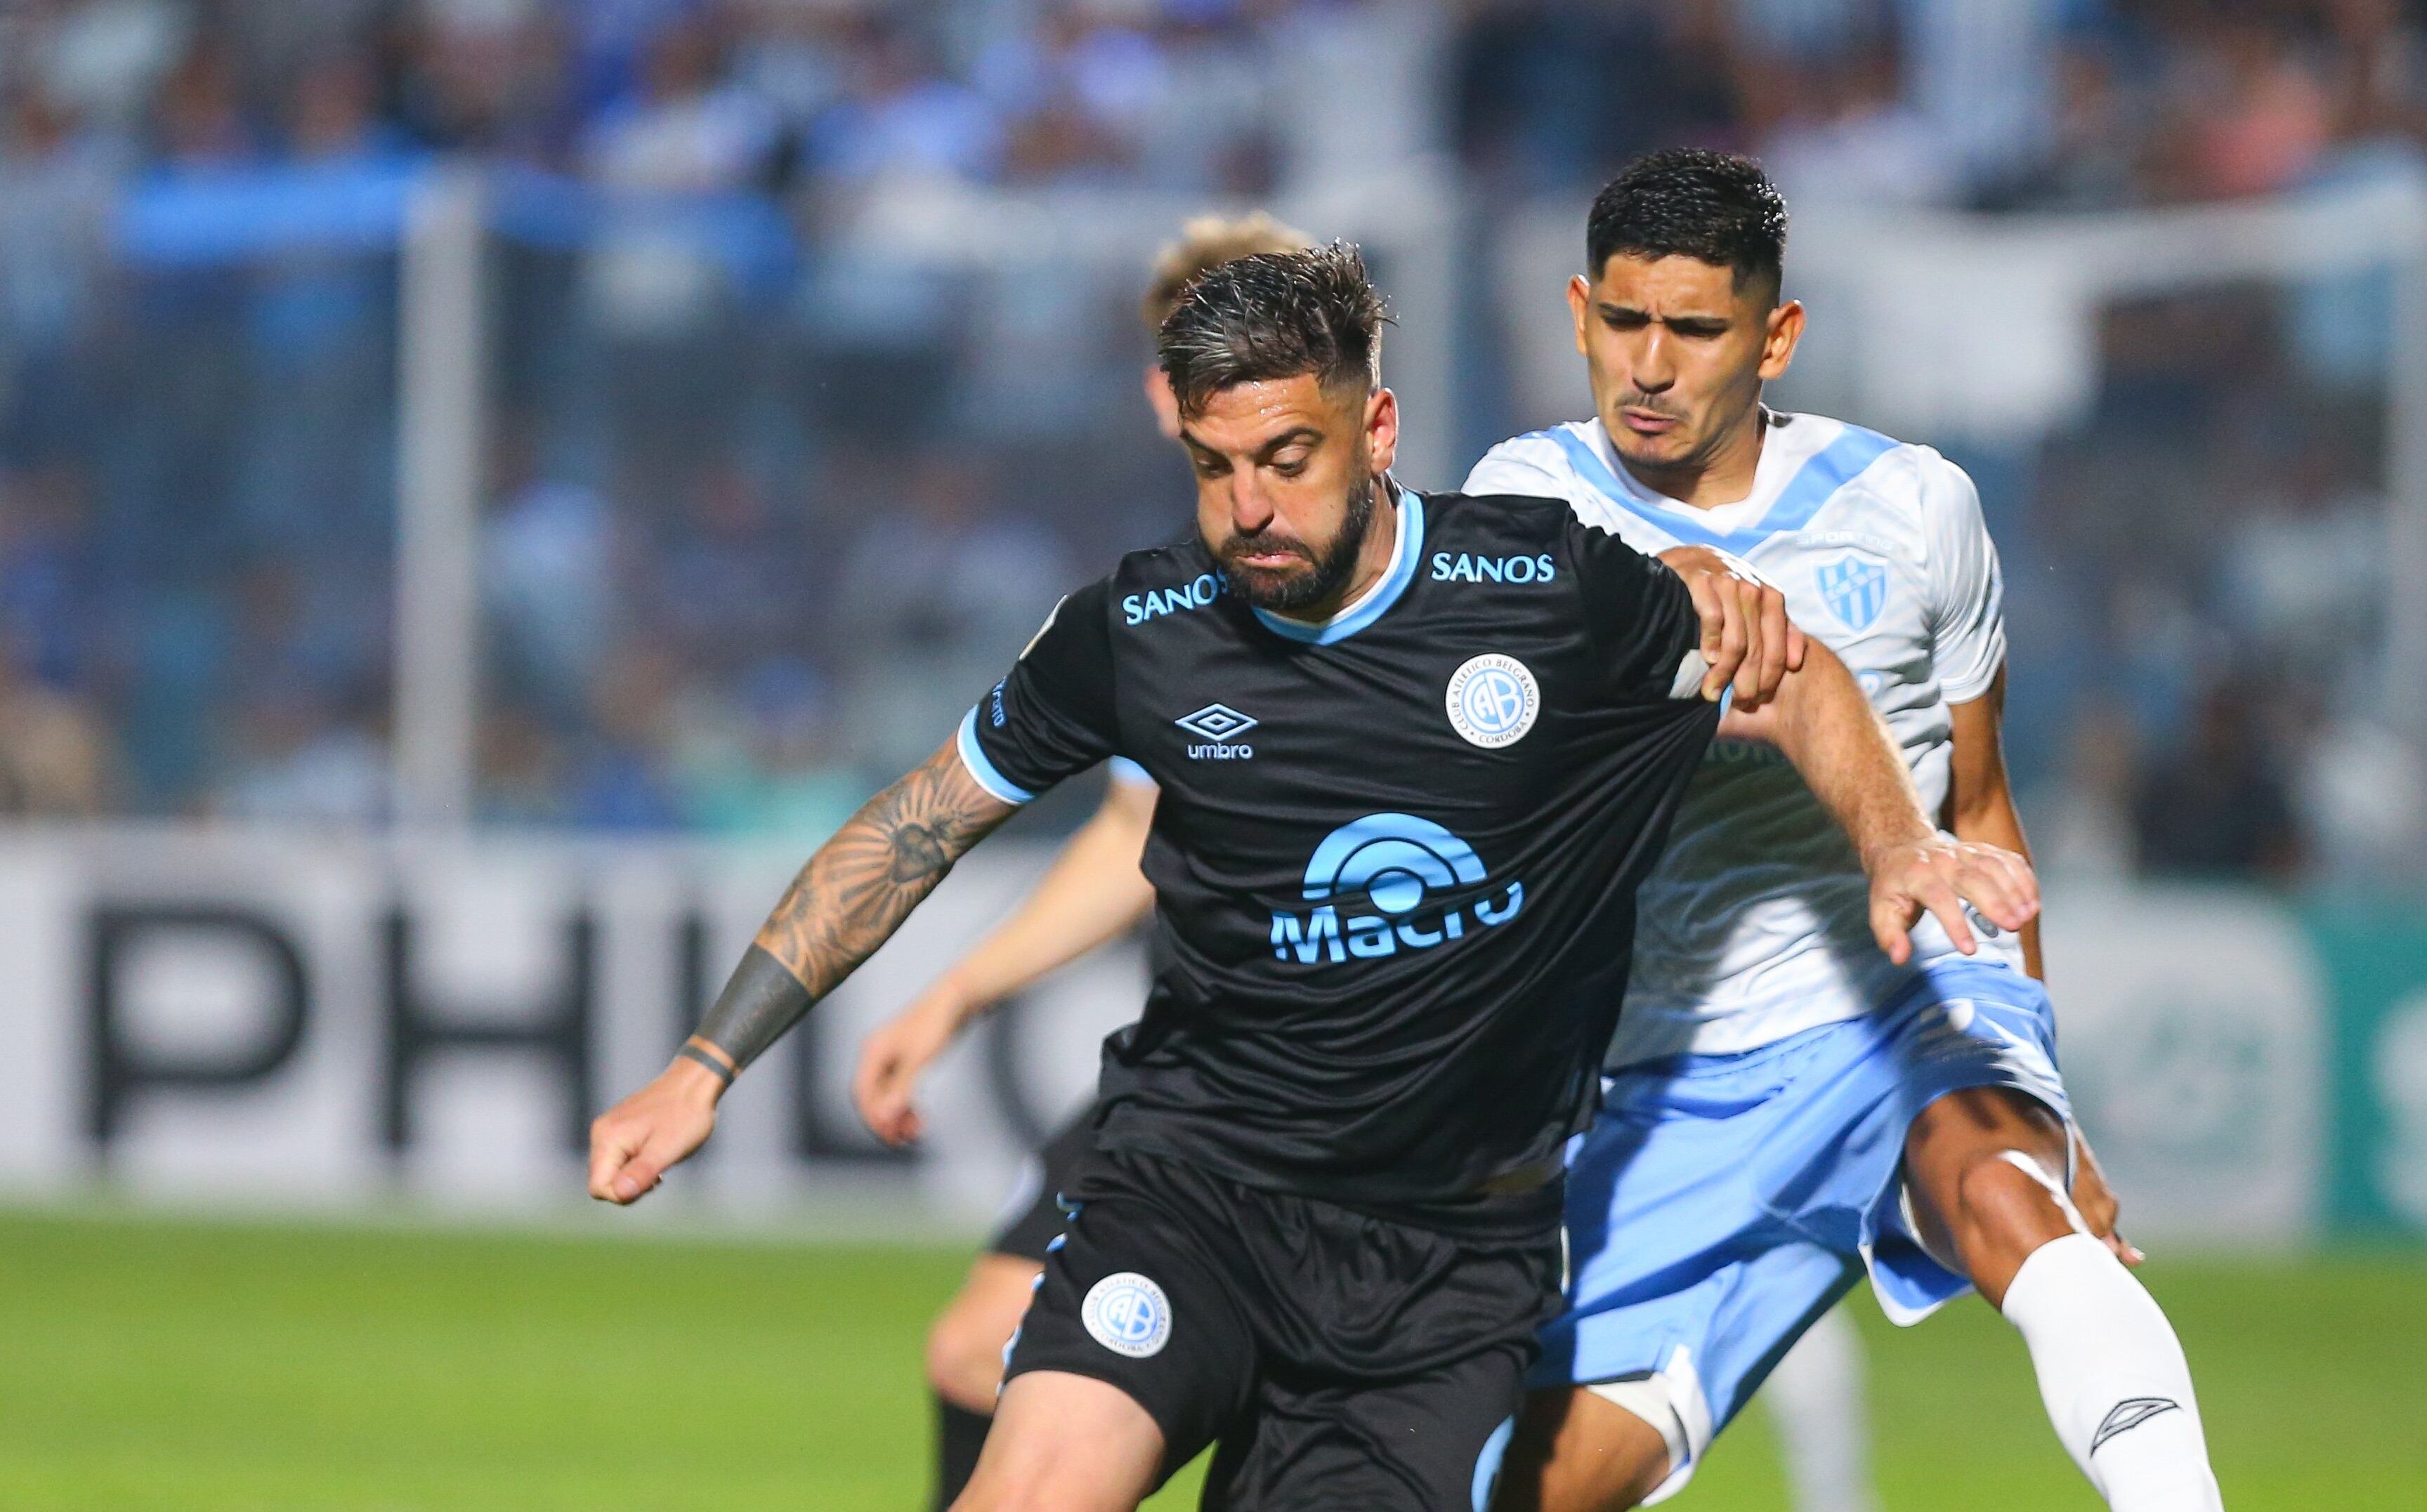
left=1123, top=573, right=1227, bottom=626
left=1271, top=813, right=1524, bottom=964
left=1175, top=702, right=1257, bottom=761
left=1430, top=551, right=1557, bottom=585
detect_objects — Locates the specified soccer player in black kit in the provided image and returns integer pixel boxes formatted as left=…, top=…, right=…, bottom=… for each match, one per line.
left=589, top=246, right=2038, bottom=1511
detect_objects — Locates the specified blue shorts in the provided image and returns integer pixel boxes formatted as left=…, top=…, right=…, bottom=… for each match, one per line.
left=1536, top=958, right=2069, bottom=1500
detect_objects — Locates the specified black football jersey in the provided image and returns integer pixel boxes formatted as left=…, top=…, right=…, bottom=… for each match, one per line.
left=960, top=485, right=1719, bottom=1224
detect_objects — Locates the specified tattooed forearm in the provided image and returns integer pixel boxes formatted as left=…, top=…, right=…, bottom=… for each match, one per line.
left=693, top=740, right=1017, bottom=1071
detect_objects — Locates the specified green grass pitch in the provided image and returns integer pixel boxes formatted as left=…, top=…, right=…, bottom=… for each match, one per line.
left=0, top=1209, right=2419, bottom=1510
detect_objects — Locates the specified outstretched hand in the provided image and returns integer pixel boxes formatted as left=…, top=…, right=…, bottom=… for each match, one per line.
left=1659, top=545, right=1807, bottom=708
left=853, top=991, right=964, bottom=1147
left=1866, top=836, right=2040, bottom=966
left=587, top=1056, right=724, bottom=1204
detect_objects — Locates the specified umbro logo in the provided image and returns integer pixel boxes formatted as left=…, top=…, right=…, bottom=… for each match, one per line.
left=1176, top=703, right=1257, bottom=761
left=2090, top=1397, right=2181, bottom=1456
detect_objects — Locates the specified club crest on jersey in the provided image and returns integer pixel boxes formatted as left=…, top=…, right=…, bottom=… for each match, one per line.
left=1271, top=813, right=1523, bottom=964
left=1175, top=702, right=1257, bottom=760
left=1445, top=654, right=1540, bottom=749
left=1816, top=556, right=1888, bottom=631
left=1082, top=1273, right=1172, bottom=1358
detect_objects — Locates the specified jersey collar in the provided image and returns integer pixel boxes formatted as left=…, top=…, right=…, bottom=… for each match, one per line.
left=1548, top=414, right=1895, bottom=555
left=1250, top=482, right=1423, bottom=646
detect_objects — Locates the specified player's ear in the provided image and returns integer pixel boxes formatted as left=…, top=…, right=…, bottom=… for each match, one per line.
left=1567, top=275, right=1593, bottom=356
left=1364, top=386, right=1399, bottom=475
left=1144, top=364, right=1180, bottom=440
left=1759, top=300, right=1805, bottom=381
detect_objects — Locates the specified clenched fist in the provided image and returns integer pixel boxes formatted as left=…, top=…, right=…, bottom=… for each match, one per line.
left=588, top=1053, right=726, bottom=1204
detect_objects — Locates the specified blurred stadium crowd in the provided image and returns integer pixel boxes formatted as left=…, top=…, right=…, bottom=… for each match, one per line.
left=0, top=0, right=2422, bottom=890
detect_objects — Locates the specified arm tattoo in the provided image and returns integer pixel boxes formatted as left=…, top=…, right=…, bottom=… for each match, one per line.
left=694, top=742, right=1014, bottom=1070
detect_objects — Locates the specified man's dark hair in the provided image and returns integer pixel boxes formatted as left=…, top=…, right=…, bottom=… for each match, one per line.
left=1157, top=242, right=1388, bottom=417
left=1585, top=149, right=1788, bottom=301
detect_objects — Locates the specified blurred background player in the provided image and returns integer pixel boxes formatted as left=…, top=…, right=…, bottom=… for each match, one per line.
left=1467, top=150, right=2218, bottom=1512
left=864, top=209, right=1311, bottom=1510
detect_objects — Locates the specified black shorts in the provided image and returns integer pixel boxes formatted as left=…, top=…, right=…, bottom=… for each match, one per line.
left=987, top=1112, right=1097, bottom=1263
left=1003, top=1146, right=1563, bottom=1510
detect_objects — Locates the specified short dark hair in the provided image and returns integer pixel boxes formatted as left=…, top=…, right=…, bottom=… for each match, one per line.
left=1157, top=242, right=1388, bottom=417
left=1585, top=149, right=1788, bottom=300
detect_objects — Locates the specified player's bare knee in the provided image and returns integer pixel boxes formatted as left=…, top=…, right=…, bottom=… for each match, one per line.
left=926, top=1308, right=1010, bottom=1409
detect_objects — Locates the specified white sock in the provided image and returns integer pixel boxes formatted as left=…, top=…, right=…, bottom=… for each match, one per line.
left=1760, top=1306, right=1881, bottom=1512
left=1999, top=1233, right=2224, bottom=1511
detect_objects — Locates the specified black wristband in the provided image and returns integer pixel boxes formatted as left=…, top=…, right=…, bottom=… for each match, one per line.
left=694, top=943, right=815, bottom=1072
left=676, top=1044, right=736, bottom=1086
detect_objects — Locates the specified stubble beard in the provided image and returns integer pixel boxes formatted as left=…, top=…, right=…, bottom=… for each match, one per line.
left=1215, top=466, right=1378, bottom=615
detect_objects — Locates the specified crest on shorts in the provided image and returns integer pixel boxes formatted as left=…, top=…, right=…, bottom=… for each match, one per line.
left=1082, top=1272, right=1173, bottom=1358
left=1815, top=556, right=1887, bottom=632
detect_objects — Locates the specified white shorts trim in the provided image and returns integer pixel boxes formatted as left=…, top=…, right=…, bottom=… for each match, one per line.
left=1582, top=1345, right=1713, bottom=1505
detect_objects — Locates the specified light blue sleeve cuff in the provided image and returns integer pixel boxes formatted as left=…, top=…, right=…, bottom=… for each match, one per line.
left=956, top=707, right=1035, bottom=805
left=1105, top=756, right=1158, bottom=789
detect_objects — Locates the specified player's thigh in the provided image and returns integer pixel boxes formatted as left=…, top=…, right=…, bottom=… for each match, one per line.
left=1206, top=1342, right=1533, bottom=1512
left=956, top=1369, right=1165, bottom=1512
left=1003, top=1192, right=1257, bottom=1487
left=929, top=1253, right=1047, bottom=1409
left=1491, top=1384, right=1671, bottom=1512
left=1902, top=1084, right=2072, bottom=1274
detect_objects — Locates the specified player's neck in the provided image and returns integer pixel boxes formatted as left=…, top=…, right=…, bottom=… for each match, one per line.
left=1274, top=478, right=1399, bottom=626
left=1616, top=407, right=1766, bottom=511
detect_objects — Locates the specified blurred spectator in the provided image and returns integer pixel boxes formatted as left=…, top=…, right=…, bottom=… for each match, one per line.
left=2325, top=0, right=2427, bottom=144
left=483, top=430, right=617, bottom=727
left=990, top=1, right=1169, bottom=185
left=2031, top=697, right=2138, bottom=879
left=396, top=0, right=572, bottom=159
left=1898, top=0, right=2063, bottom=195
left=0, top=86, right=118, bottom=467
left=829, top=450, right=1068, bottom=777
left=1758, top=40, right=1964, bottom=209
left=148, top=38, right=255, bottom=169
left=2298, top=714, right=2427, bottom=890
left=0, top=636, right=117, bottom=817
left=2218, top=439, right=2386, bottom=681
left=564, top=643, right=683, bottom=829
left=2152, top=15, right=2332, bottom=200
left=582, top=13, right=780, bottom=193
left=671, top=657, right=865, bottom=844
left=214, top=680, right=389, bottom=824
left=1455, top=1, right=1742, bottom=193
left=809, top=16, right=1002, bottom=185
left=29, top=0, right=190, bottom=136
left=2133, top=685, right=2303, bottom=880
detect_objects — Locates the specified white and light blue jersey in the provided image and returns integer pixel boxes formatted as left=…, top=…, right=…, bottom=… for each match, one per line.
left=1464, top=411, right=2020, bottom=1065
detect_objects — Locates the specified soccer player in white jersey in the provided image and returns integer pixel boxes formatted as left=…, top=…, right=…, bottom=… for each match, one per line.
left=1466, top=150, right=2221, bottom=1512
